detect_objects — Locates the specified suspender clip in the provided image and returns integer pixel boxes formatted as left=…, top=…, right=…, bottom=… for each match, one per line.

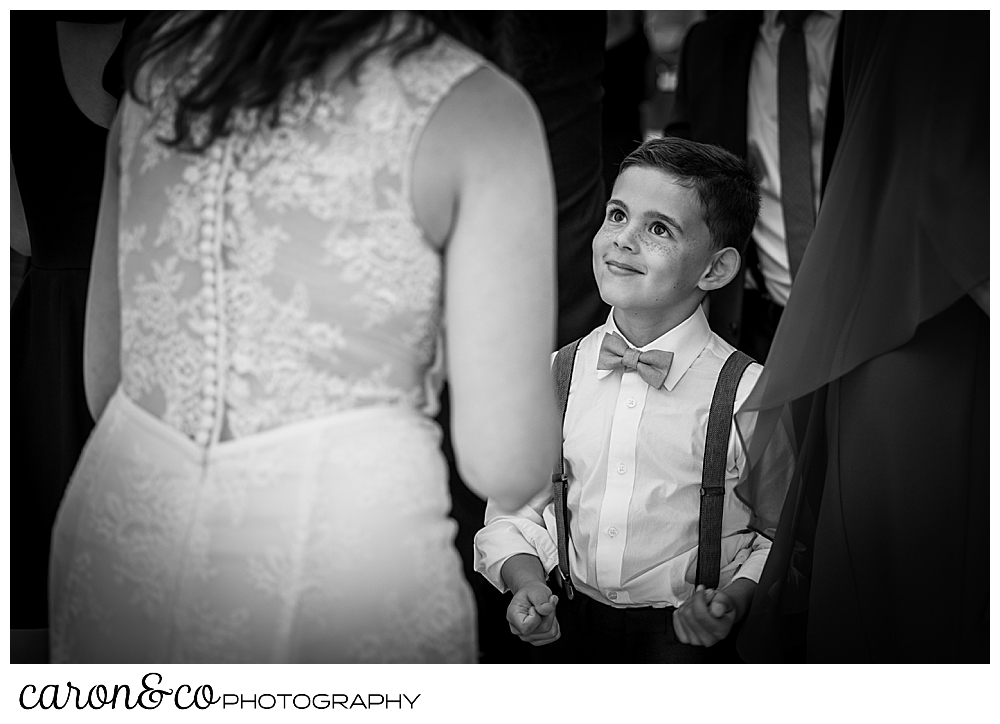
left=700, top=487, right=725, bottom=497
left=560, top=570, right=575, bottom=600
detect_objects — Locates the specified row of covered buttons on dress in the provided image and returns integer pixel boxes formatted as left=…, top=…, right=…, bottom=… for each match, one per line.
left=194, top=143, right=226, bottom=445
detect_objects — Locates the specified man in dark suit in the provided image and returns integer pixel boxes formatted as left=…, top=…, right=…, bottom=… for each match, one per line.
left=666, top=10, right=844, bottom=362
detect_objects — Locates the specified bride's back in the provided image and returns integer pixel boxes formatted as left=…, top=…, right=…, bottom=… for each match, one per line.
left=87, top=9, right=559, bottom=510
left=117, top=12, right=481, bottom=442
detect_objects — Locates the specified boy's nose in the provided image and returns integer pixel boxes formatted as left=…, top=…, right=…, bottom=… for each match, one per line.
left=613, top=228, right=638, bottom=252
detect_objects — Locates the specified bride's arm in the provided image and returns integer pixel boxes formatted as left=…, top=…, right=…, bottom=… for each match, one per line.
left=413, top=65, right=559, bottom=512
left=83, top=107, right=124, bottom=420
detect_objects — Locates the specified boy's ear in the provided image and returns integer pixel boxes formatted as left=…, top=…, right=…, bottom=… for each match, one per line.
left=698, top=247, right=741, bottom=292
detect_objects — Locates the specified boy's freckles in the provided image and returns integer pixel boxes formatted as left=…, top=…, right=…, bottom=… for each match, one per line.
left=640, top=237, right=670, bottom=256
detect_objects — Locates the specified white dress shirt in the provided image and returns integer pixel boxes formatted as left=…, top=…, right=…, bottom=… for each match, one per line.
left=746, top=10, right=843, bottom=305
left=474, top=306, right=771, bottom=608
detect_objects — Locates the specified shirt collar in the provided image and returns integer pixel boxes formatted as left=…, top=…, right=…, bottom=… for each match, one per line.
left=762, top=10, right=842, bottom=29
left=596, top=305, right=713, bottom=392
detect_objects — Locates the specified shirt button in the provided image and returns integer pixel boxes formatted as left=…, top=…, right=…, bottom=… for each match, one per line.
left=617, top=463, right=626, bottom=474
left=626, top=397, right=636, bottom=408
left=205, top=333, right=218, bottom=348
left=199, top=240, right=213, bottom=255
left=207, top=162, right=222, bottom=176
left=200, top=223, right=215, bottom=239
left=203, top=383, right=217, bottom=397
left=201, top=398, right=215, bottom=413
left=200, top=256, right=214, bottom=269
left=607, top=591, right=618, bottom=601
left=203, top=318, right=218, bottom=333
left=203, top=367, right=218, bottom=382
left=608, top=527, right=618, bottom=537
left=195, top=430, right=210, bottom=445
left=203, top=191, right=217, bottom=206
left=202, top=270, right=216, bottom=285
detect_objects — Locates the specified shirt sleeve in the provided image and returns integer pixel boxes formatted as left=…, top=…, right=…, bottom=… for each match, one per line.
left=730, top=532, right=771, bottom=585
left=473, top=485, right=561, bottom=593
left=729, top=361, right=764, bottom=475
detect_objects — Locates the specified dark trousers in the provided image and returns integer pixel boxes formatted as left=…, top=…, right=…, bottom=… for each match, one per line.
left=528, top=587, right=715, bottom=664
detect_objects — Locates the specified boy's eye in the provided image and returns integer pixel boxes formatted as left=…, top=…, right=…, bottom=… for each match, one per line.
left=650, top=222, right=669, bottom=236
left=608, top=208, right=626, bottom=223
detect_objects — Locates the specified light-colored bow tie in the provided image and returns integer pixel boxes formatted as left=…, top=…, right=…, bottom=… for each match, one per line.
left=597, top=332, right=673, bottom=389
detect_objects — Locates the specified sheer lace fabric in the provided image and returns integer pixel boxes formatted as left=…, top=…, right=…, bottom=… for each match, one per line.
left=117, top=23, right=477, bottom=444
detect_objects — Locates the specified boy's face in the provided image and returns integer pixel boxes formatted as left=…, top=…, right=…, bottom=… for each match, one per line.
left=592, top=166, right=716, bottom=320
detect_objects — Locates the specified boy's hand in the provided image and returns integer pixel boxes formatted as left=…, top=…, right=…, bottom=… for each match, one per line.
left=507, top=582, right=560, bottom=646
left=672, top=584, right=737, bottom=647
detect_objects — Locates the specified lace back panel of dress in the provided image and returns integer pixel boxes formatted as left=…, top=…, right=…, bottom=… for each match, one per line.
left=117, top=30, right=481, bottom=443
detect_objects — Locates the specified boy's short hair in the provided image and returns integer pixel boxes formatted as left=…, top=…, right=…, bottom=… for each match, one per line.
left=618, top=137, right=761, bottom=256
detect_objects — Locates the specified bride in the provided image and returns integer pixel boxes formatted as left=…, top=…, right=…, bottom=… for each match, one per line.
left=49, top=10, right=559, bottom=663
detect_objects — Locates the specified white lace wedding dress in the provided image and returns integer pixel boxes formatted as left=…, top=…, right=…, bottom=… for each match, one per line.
left=49, top=18, right=480, bottom=663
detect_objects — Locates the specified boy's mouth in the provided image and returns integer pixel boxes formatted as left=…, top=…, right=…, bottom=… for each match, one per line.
left=605, top=258, right=643, bottom=275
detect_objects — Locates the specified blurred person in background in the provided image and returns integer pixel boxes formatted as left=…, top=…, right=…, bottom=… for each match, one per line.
left=10, top=11, right=131, bottom=660
left=666, top=10, right=844, bottom=363
left=601, top=10, right=652, bottom=200
left=734, top=10, right=987, bottom=663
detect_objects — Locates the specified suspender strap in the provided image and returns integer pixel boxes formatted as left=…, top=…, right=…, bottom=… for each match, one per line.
left=696, top=350, right=755, bottom=589
left=551, top=338, right=581, bottom=600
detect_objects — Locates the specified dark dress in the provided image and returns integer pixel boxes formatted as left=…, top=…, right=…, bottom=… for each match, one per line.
left=735, top=11, right=988, bottom=662
left=9, top=14, right=117, bottom=628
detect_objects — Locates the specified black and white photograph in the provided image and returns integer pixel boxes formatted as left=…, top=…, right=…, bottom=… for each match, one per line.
left=7, top=5, right=990, bottom=717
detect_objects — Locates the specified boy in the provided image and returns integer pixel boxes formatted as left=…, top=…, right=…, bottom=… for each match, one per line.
left=474, top=137, right=768, bottom=663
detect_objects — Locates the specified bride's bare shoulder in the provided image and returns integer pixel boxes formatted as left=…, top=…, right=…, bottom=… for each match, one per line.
left=434, top=64, right=544, bottom=155
left=412, top=63, right=548, bottom=246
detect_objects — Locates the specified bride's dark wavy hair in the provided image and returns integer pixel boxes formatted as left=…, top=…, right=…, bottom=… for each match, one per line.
left=124, top=10, right=503, bottom=152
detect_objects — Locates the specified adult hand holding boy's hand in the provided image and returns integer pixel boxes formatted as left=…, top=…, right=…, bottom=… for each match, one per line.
left=673, top=579, right=755, bottom=647
left=501, top=553, right=561, bottom=646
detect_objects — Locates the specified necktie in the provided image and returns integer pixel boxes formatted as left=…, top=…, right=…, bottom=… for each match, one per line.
left=597, top=332, right=674, bottom=389
left=778, top=9, right=815, bottom=281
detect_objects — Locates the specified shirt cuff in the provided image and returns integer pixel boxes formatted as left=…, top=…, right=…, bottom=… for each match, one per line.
left=473, top=518, right=560, bottom=593
left=729, top=540, right=771, bottom=585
